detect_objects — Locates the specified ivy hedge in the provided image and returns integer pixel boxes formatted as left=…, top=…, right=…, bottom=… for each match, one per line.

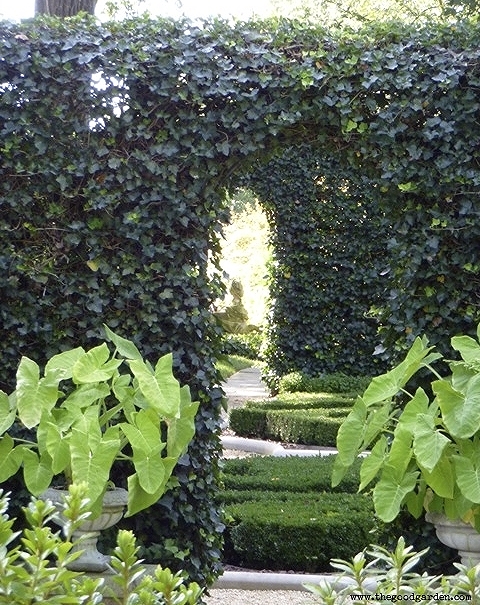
left=245, top=147, right=390, bottom=383
left=1, top=15, right=480, bottom=584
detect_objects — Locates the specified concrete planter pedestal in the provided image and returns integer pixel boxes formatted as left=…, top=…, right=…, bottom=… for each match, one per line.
left=43, top=487, right=128, bottom=572
left=426, top=512, right=480, bottom=566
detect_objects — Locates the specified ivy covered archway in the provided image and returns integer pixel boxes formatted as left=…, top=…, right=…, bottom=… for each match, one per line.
left=1, top=15, right=480, bottom=583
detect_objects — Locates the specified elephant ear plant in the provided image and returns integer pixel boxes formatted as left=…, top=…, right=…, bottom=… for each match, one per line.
left=332, top=323, right=480, bottom=530
left=0, top=326, right=199, bottom=518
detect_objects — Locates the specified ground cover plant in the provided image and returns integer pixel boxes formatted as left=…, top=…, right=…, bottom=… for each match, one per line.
left=216, top=354, right=253, bottom=381
left=278, top=371, right=370, bottom=396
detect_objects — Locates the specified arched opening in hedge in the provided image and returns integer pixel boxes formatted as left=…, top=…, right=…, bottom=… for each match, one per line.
left=241, top=146, right=390, bottom=388
left=1, top=15, right=480, bottom=584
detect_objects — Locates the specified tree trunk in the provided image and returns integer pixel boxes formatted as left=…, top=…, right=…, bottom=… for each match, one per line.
left=35, top=0, right=97, bottom=16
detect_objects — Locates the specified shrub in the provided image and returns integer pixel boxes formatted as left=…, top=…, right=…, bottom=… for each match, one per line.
left=0, top=485, right=203, bottom=605
left=228, top=407, right=268, bottom=437
left=221, top=455, right=362, bottom=495
left=263, top=408, right=350, bottom=446
left=279, top=371, right=370, bottom=395
left=229, top=405, right=350, bottom=446
left=305, top=537, right=479, bottom=603
left=220, top=333, right=264, bottom=360
left=254, top=392, right=355, bottom=410
left=225, top=492, right=377, bottom=572
left=220, top=456, right=453, bottom=576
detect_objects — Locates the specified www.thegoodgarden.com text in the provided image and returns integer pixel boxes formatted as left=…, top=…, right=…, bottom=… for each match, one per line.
left=350, top=595, right=472, bottom=602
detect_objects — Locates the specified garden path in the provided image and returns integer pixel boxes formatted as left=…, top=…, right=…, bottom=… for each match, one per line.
left=204, top=368, right=318, bottom=605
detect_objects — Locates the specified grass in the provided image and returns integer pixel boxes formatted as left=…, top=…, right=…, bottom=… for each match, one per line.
left=216, top=354, right=254, bottom=380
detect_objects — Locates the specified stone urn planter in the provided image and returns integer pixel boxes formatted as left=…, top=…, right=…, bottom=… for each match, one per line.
left=426, top=512, right=480, bottom=566
left=43, top=487, right=128, bottom=572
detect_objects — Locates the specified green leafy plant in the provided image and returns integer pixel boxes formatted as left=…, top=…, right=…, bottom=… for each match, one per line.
left=0, top=327, right=198, bottom=518
left=0, top=484, right=103, bottom=605
left=109, top=529, right=203, bottom=605
left=2, top=15, right=480, bottom=583
left=0, top=484, right=203, bottom=605
left=224, top=492, right=376, bottom=572
left=279, top=371, right=370, bottom=395
left=304, top=536, right=480, bottom=603
left=230, top=404, right=349, bottom=446
left=333, top=322, right=480, bottom=530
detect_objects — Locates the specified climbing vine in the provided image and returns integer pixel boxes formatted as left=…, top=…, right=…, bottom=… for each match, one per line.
left=1, top=14, right=480, bottom=583
left=246, top=147, right=390, bottom=385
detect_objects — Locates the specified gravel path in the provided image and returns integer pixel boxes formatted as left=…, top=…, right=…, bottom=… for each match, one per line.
left=204, top=589, right=316, bottom=605
left=210, top=369, right=321, bottom=605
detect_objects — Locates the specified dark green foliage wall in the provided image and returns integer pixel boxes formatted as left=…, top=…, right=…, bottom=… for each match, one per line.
left=2, top=15, right=480, bottom=583
left=246, top=147, right=389, bottom=383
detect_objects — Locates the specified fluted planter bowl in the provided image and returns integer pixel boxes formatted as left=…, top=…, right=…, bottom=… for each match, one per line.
left=42, top=487, right=128, bottom=572
left=426, top=512, right=480, bottom=566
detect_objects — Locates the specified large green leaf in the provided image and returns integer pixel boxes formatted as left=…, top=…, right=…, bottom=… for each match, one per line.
left=62, top=382, right=111, bottom=410
left=0, top=391, right=15, bottom=436
left=405, top=482, right=426, bottom=519
left=450, top=361, right=476, bottom=393
left=70, top=426, right=120, bottom=516
left=128, top=358, right=178, bottom=418
left=362, top=404, right=391, bottom=448
left=45, top=422, right=71, bottom=475
left=386, top=424, right=413, bottom=477
left=154, top=354, right=181, bottom=409
left=126, top=457, right=177, bottom=517
left=132, top=450, right=165, bottom=494
left=72, top=343, right=122, bottom=384
left=453, top=454, right=480, bottom=503
left=359, top=435, right=387, bottom=491
left=0, top=436, right=23, bottom=482
left=397, top=388, right=430, bottom=433
left=166, top=396, right=199, bottom=458
left=75, top=405, right=102, bottom=445
left=435, top=376, right=480, bottom=439
left=332, top=397, right=367, bottom=486
left=44, top=347, right=85, bottom=381
left=451, top=335, right=480, bottom=364
left=22, top=449, right=54, bottom=496
left=362, top=337, right=436, bottom=406
left=120, top=410, right=164, bottom=456
left=16, top=357, right=59, bottom=429
left=373, top=467, right=419, bottom=522
left=422, top=452, right=454, bottom=499
left=412, top=413, right=450, bottom=472
left=104, top=325, right=142, bottom=360
left=68, top=408, right=120, bottom=510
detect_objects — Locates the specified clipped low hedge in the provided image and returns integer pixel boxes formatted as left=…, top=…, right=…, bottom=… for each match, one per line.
left=224, top=492, right=377, bottom=572
left=230, top=404, right=350, bottom=446
left=221, top=456, right=377, bottom=572
left=278, top=371, right=370, bottom=396
left=221, top=455, right=362, bottom=495
left=220, top=456, right=454, bottom=575
left=250, top=392, right=355, bottom=410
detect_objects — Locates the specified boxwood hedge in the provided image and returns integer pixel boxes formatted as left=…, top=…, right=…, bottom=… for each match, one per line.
left=221, top=457, right=374, bottom=573
left=221, top=455, right=362, bottom=494
left=225, top=492, right=376, bottom=572
left=229, top=394, right=352, bottom=445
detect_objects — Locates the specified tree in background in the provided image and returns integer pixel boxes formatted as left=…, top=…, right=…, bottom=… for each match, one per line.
left=35, top=0, right=97, bottom=16
left=271, top=0, right=479, bottom=25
